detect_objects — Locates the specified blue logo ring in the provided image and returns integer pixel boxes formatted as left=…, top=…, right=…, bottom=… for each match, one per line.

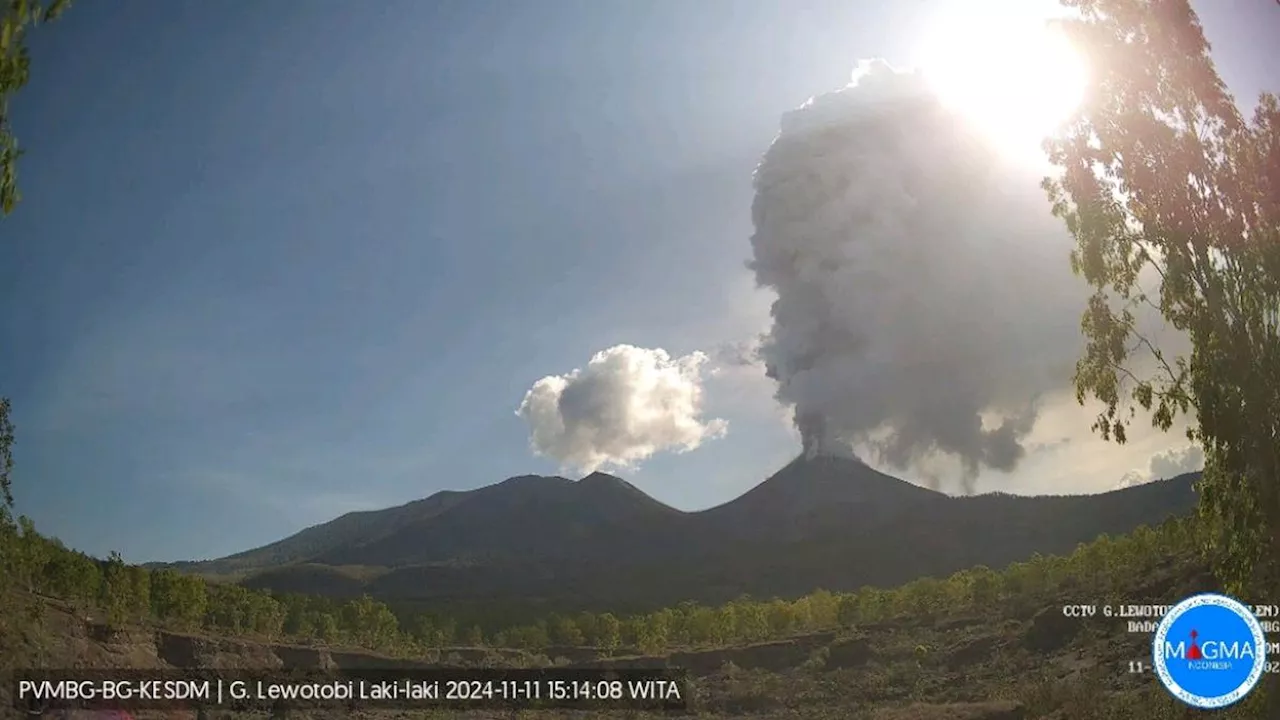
left=1153, top=593, right=1267, bottom=708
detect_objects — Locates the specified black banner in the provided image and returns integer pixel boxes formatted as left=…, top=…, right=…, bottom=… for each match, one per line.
left=13, top=668, right=689, bottom=712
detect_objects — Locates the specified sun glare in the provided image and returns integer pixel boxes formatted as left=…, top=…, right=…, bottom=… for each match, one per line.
left=913, top=2, right=1088, bottom=162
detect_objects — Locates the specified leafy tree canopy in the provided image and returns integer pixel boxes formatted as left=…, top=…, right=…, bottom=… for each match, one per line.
left=1044, top=0, right=1279, bottom=594
left=0, top=0, right=72, bottom=513
left=1, top=0, right=70, bottom=215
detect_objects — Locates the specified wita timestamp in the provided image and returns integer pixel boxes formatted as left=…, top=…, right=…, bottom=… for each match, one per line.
left=13, top=669, right=689, bottom=711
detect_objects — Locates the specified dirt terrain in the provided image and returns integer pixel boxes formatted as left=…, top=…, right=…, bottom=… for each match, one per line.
left=3, top=559, right=1252, bottom=720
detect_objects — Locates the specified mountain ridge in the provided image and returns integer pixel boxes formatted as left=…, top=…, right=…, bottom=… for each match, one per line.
left=152, top=457, right=1200, bottom=619
left=155, top=456, right=933, bottom=573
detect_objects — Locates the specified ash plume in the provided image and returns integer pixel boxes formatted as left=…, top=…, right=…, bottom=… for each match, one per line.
left=749, top=60, right=1084, bottom=492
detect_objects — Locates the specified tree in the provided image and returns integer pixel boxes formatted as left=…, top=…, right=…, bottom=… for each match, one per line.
left=508, top=622, right=549, bottom=651
left=573, top=612, right=600, bottom=645
left=6, top=514, right=48, bottom=590
left=0, top=0, right=73, bottom=554
left=642, top=609, right=672, bottom=650
left=1045, top=0, right=1279, bottom=595
left=547, top=613, right=584, bottom=646
left=99, top=551, right=131, bottom=628
left=435, top=618, right=458, bottom=646
left=595, top=612, right=621, bottom=655
left=313, top=612, right=340, bottom=643
left=206, top=583, right=255, bottom=634
left=666, top=603, right=696, bottom=646
left=800, top=589, right=839, bottom=628
left=1, top=0, right=72, bottom=215
left=0, top=397, right=14, bottom=510
left=245, top=591, right=284, bottom=639
left=967, top=566, right=999, bottom=606
left=730, top=600, right=769, bottom=642
left=0, top=0, right=73, bottom=597
left=41, top=541, right=100, bottom=607
left=340, top=594, right=399, bottom=650
left=766, top=599, right=797, bottom=637
left=410, top=615, right=437, bottom=648
left=1045, top=0, right=1279, bottom=709
left=151, top=569, right=207, bottom=629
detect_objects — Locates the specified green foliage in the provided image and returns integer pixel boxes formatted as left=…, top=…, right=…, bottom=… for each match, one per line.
left=99, top=551, right=131, bottom=628
left=0, top=505, right=1204, bottom=668
left=1043, top=0, right=1280, bottom=598
left=0, top=397, right=14, bottom=510
left=150, top=568, right=207, bottom=628
left=503, top=621, right=549, bottom=651
left=340, top=594, right=398, bottom=650
left=0, top=0, right=72, bottom=215
left=460, top=622, right=481, bottom=645
left=409, top=613, right=449, bottom=648
left=202, top=582, right=284, bottom=638
left=41, top=539, right=100, bottom=607
left=595, top=612, right=621, bottom=654
left=314, top=611, right=340, bottom=642
left=0, top=0, right=73, bottom=643
left=427, top=517, right=1197, bottom=653
left=547, top=613, right=583, bottom=646
left=10, top=515, right=48, bottom=589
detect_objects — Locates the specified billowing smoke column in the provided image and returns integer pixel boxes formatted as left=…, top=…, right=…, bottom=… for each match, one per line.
left=750, top=60, right=1081, bottom=491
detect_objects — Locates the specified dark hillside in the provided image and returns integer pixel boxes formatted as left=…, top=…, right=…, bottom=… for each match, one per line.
left=195, top=460, right=1201, bottom=621
left=5, top=513, right=1266, bottom=720
left=315, top=471, right=688, bottom=568
left=152, top=489, right=472, bottom=576
left=697, top=455, right=949, bottom=543
left=718, top=471, right=1200, bottom=599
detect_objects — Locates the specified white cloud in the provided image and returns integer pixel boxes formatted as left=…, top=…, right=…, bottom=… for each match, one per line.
left=1116, top=444, right=1205, bottom=489
left=1150, top=445, right=1206, bottom=480
left=515, top=345, right=728, bottom=474
left=1116, top=470, right=1148, bottom=489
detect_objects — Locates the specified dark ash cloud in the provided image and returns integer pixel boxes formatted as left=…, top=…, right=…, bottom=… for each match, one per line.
left=748, top=60, right=1086, bottom=492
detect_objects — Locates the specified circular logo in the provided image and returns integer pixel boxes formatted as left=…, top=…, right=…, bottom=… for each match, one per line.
left=1153, top=593, right=1267, bottom=708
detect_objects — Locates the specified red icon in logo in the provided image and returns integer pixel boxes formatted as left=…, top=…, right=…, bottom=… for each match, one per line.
left=1187, top=629, right=1203, bottom=660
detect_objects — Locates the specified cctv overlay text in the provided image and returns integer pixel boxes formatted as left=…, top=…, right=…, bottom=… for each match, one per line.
left=1057, top=601, right=1280, bottom=676
left=13, top=669, right=688, bottom=712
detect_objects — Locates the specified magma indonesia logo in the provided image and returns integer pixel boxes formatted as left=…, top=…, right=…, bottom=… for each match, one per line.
left=1153, top=593, right=1267, bottom=708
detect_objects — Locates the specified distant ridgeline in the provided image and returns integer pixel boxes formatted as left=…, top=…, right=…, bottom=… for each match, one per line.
left=155, top=458, right=1199, bottom=623
left=2, top=503, right=1207, bottom=658
left=1, top=459, right=1203, bottom=656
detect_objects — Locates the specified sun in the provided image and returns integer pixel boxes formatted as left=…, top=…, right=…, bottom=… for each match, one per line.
left=913, top=1, right=1088, bottom=162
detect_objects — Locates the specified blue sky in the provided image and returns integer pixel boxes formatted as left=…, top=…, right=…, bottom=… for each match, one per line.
left=1, top=0, right=1275, bottom=563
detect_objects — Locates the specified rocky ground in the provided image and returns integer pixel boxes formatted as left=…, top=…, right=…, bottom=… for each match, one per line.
left=0, top=558, right=1269, bottom=719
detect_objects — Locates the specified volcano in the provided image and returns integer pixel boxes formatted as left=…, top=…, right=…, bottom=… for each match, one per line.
left=155, top=461, right=1200, bottom=621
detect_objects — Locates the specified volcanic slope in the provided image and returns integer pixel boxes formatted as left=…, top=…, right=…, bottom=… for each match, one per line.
left=165, top=456, right=1199, bottom=615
